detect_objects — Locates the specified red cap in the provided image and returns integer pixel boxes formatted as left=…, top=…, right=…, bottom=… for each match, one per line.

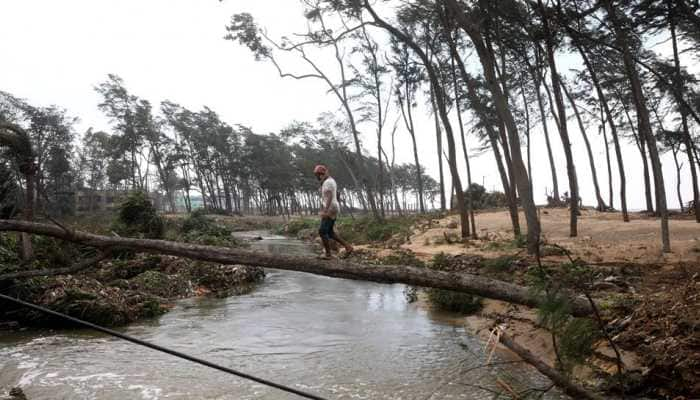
left=313, top=165, right=328, bottom=175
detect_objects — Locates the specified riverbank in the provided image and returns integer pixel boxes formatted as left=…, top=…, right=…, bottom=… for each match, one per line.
left=279, top=207, right=699, bottom=399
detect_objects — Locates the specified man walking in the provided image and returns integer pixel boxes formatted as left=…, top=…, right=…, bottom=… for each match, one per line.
left=314, top=164, right=353, bottom=259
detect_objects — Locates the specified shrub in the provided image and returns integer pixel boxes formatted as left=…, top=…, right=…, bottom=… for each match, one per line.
left=458, top=183, right=510, bottom=210
left=178, top=210, right=236, bottom=247
left=114, top=191, right=164, bottom=239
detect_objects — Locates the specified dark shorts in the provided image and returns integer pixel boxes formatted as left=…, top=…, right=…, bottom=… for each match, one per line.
left=318, top=217, right=336, bottom=240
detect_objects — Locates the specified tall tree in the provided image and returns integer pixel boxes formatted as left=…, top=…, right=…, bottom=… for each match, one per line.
left=363, top=0, right=471, bottom=238
left=535, top=0, right=580, bottom=236
left=602, top=0, right=670, bottom=251
left=444, top=0, right=541, bottom=252
left=390, top=38, right=426, bottom=212
left=95, top=74, right=146, bottom=190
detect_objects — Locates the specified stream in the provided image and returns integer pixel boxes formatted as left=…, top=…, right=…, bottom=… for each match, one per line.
left=0, top=232, right=565, bottom=399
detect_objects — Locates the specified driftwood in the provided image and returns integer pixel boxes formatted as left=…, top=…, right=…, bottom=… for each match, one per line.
left=0, top=220, right=593, bottom=316
left=498, top=332, right=604, bottom=400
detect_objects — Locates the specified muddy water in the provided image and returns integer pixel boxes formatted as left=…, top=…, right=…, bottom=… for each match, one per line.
left=0, top=233, right=565, bottom=399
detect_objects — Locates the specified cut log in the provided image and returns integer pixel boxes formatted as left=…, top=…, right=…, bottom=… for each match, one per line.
left=0, top=220, right=593, bottom=316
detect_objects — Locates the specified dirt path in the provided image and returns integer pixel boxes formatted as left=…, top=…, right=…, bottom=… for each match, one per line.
left=402, top=208, right=700, bottom=264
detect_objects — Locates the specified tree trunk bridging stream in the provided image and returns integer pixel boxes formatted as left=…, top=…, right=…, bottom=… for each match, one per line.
left=0, top=220, right=594, bottom=317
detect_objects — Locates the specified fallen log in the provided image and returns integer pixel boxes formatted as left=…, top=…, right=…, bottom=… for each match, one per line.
left=0, top=220, right=593, bottom=316
left=498, top=331, right=604, bottom=400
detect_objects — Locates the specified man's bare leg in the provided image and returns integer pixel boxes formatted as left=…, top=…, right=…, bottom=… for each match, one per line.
left=320, top=237, right=333, bottom=258
left=331, top=233, right=353, bottom=255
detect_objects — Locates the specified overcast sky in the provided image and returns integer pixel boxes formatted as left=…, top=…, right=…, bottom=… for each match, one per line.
left=0, top=0, right=694, bottom=210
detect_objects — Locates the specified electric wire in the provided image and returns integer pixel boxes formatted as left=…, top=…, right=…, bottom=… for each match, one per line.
left=0, top=293, right=329, bottom=400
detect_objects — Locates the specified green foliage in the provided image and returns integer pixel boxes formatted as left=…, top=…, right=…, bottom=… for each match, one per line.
left=482, top=255, right=516, bottom=272
left=1, top=233, right=86, bottom=273
left=0, top=233, right=19, bottom=267
left=429, top=252, right=450, bottom=270
left=138, top=298, right=167, bottom=318
left=536, top=292, right=573, bottom=333
left=559, top=318, right=600, bottom=366
left=30, top=235, right=83, bottom=269
left=513, top=234, right=527, bottom=249
left=380, top=250, right=425, bottom=268
left=174, top=210, right=237, bottom=247
left=113, top=191, right=164, bottom=239
left=182, top=209, right=217, bottom=233
left=130, top=270, right=188, bottom=298
left=0, top=162, right=19, bottom=218
left=461, top=183, right=509, bottom=210
left=280, top=218, right=317, bottom=236
left=560, top=261, right=596, bottom=290
left=365, top=220, right=406, bottom=241
left=427, top=289, right=483, bottom=314
left=527, top=258, right=604, bottom=373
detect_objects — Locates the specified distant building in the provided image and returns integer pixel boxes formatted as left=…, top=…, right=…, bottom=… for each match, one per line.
left=175, top=193, right=204, bottom=212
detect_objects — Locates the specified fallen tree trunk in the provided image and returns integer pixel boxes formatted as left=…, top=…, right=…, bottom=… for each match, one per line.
left=499, top=332, right=604, bottom=400
left=0, top=220, right=593, bottom=316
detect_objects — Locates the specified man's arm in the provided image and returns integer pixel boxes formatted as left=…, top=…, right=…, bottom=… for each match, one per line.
left=321, top=187, right=333, bottom=216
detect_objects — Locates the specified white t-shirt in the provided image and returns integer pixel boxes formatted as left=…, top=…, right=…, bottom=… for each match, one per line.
left=321, top=177, right=340, bottom=216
